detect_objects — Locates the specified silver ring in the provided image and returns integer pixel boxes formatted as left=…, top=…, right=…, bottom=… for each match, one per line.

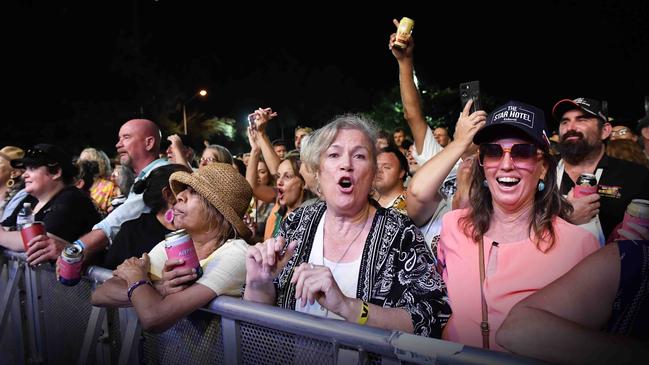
left=309, top=263, right=314, bottom=270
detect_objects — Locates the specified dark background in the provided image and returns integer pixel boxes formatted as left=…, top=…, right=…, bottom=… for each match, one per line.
left=3, top=1, right=649, bottom=156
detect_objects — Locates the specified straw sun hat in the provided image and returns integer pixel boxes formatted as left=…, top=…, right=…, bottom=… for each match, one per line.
left=169, top=163, right=253, bottom=240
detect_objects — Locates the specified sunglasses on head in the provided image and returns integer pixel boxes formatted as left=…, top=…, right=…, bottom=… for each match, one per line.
left=478, top=143, right=542, bottom=167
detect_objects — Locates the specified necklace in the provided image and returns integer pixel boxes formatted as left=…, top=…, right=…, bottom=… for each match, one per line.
left=323, top=206, right=372, bottom=273
left=319, top=207, right=372, bottom=316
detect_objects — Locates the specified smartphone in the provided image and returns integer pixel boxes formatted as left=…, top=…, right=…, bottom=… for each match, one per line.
left=248, top=114, right=257, bottom=130
left=459, top=80, right=481, bottom=113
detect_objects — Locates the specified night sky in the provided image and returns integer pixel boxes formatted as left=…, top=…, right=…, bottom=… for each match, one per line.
left=4, top=1, right=649, bottom=155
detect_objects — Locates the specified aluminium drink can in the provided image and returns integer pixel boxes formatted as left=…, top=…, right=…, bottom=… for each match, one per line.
left=394, top=17, right=415, bottom=49
left=621, top=199, right=649, bottom=235
left=574, top=173, right=598, bottom=198
left=59, top=245, right=83, bottom=286
left=164, top=229, right=203, bottom=280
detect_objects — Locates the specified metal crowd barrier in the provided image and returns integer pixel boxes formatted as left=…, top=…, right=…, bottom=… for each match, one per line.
left=0, top=248, right=543, bottom=365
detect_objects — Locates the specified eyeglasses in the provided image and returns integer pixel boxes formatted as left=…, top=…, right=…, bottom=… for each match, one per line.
left=478, top=143, right=542, bottom=168
left=200, top=157, right=218, bottom=164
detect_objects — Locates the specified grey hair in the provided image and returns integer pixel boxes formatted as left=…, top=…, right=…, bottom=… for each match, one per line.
left=204, top=144, right=233, bottom=165
left=304, top=114, right=378, bottom=173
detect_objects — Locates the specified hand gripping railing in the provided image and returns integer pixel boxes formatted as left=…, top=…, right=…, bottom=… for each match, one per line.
left=2, top=248, right=545, bottom=365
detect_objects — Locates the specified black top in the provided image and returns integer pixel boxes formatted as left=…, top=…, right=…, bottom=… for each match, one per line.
left=559, top=155, right=649, bottom=239
left=274, top=200, right=451, bottom=338
left=101, top=212, right=172, bottom=269
left=2, top=186, right=101, bottom=243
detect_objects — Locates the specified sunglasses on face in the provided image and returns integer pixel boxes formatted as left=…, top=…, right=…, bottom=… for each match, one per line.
left=478, top=143, right=542, bottom=167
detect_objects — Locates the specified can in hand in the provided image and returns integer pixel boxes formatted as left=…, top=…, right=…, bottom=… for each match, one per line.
left=394, top=17, right=415, bottom=49
left=20, top=221, right=46, bottom=251
left=621, top=199, right=649, bottom=236
left=574, top=173, right=598, bottom=198
left=59, top=245, right=83, bottom=286
left=164, top=229, right=203, bottom=280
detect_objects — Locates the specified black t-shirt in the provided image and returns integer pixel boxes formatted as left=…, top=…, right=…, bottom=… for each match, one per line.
left=2, top=186, right=101, bottom=243
left=559, top=155, right=649, bottom=239
left=101, top=212, right=172, bottom=269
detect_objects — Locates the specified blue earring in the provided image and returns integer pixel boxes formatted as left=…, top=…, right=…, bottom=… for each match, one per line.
left=483, top=179, right=489, bottom=187
left=538, top=180, right=545, bottom=192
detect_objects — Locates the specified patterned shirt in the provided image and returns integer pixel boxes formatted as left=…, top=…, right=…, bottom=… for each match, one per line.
left=273, top=200, right=451, bottom=337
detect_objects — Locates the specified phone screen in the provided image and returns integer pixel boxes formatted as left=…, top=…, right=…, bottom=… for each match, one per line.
left=459, top=81, right=481, bottom=113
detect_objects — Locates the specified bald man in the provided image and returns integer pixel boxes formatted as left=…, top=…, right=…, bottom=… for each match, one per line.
left=59, top=119, right=169, bottom=263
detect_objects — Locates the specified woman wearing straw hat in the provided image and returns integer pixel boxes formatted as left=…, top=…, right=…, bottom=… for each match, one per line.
left=244, top=114, right=450, bottom=337
left=92, top=163, right=253, bottom=332
left=0, top=146, right=25, bottom=219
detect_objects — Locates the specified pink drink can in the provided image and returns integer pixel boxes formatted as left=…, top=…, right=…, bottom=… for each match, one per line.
left=59, top=245, right=83, bottom=286
left=20, top=221, right=46, bottom=251
left=621, top=199, right=649, bottom=235
left=164, top=229, right=203, bottom=279
left=574, top=173, right=598, bottom=198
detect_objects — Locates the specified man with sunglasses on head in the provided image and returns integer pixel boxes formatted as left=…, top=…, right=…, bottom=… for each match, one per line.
left=553, top=98, right=649, bottom=244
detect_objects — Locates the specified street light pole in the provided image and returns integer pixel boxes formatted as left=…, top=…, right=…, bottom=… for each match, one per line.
left=182, top=103, right=188, bottom=134
left=182, top=89, right=208, bottom=135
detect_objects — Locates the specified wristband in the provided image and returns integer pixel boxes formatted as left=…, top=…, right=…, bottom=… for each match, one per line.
left=358, top=301, right=369, bottom=325
left=73, top=239, right=85, bottom=251
left=127, top=280, right=153, bottom=302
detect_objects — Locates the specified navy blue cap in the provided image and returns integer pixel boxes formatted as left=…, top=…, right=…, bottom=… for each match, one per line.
left=473, top=100, right=550, bottom=152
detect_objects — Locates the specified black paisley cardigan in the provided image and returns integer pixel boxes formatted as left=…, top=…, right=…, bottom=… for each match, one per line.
left=274, top=200, right=451, bottom=337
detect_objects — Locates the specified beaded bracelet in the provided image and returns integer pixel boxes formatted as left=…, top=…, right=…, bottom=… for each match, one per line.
left=127, top=280, right=153, bottom=302
left=358, top=301, right=369, bottom=325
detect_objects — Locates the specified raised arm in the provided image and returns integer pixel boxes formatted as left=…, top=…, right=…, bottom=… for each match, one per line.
left=246, top=127, right=277, bottom=203
left=389, top=19, right=427, bottom=154
left=167, top=134, right=192, bottom=168
left=251, top=108, right=281, bottom=175
left=407, top=100, right=486, bottom=226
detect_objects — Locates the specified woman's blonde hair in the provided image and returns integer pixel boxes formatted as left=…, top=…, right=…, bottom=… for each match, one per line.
left=80, top=147, right=112, bottom=178
left=203, top=145, right=233, bottom=165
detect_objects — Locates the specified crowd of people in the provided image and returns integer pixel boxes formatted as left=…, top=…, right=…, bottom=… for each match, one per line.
left=1, top=20, right=649, bottom=364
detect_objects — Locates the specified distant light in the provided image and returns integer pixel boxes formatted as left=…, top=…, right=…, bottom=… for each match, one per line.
left=422, top=90, right=427, bottom=94
left=199, top=89, right=207, bottom=96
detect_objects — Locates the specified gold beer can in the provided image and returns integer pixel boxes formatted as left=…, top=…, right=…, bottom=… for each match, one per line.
left=394, top=17, right=415, bottom=49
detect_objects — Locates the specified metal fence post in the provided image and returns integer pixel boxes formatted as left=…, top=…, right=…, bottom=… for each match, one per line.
left=221, top=317, right=241, bottom=365
left=24, top=266, right=47, bottom=364
left=0, top=261, right=23, bottom=337
left=118, top=309, right=142, bottom=365
left=77, top=306, right=106, bottom=365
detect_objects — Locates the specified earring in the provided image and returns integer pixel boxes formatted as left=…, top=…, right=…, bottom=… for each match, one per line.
left=482, top=179, right=489, bottom=187
left=6, top=178, right=15, bottom=188
left=164, top=208, right=174, bottom=223
left=537, top=180, right=545, bottom=192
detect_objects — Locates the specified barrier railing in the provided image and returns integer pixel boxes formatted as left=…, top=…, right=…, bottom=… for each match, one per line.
left=0, top=248, right=543, bottom=365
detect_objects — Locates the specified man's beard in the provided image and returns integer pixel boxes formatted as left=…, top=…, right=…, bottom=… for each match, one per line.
left=556, top=131, right=597, bottom=164
left=120, top=154, right=133, bottom=169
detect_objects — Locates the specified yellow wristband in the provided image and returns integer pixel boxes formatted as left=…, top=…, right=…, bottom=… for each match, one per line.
left=358, top=301, right=369, bottom=325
